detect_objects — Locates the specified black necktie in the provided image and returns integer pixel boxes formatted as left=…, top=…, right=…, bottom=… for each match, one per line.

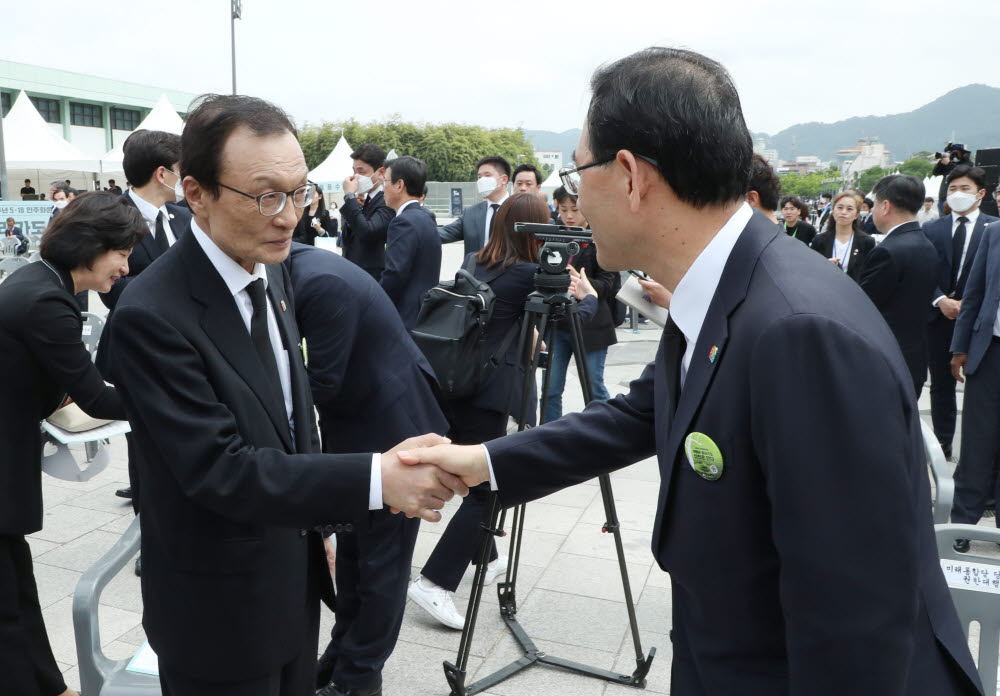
left=488, top=203, right=499, bottom=237
left=951, top=216, right=968, bottom=287
left=663, top=317, right=687, bottom=414
left=153, top=213, right=169, bottom=256
left=245, top=279, right=283, bottom=396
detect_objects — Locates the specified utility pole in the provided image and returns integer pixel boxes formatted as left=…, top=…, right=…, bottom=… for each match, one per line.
left=0, top=104, right=7, bottom=200
left=231, top=0, right=243, bottom=95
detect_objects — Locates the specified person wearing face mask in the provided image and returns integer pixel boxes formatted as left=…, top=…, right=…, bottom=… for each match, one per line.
left=808, top=191, right=875, bottom=282
left=341, top=143, right=395, bottom=280
left=922, top=164, right=998, bottom=460
left=933, top=143, right=973, bottom=214
left=95, top=130, right=192, bottom=552
left=439, top=155, right=511, bottom=256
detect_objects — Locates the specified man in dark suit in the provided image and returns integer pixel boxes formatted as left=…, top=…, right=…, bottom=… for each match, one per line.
left=402, top=48, right=982, bottom=694
left=439, top=155, right=510, bottom=256
left=380, top=156, right=442, bottom=330
left=817, top=192, right=833, bottom=229
left=858, top=175, right=940, bottom=396
left=340, top=143, right=394, bottom=280
left=284, top=242, right=449, bottom=696
left=922, top=165, right=998, bottom=458
left=95, top=130, right=191, bottom=516
left=4, top=217, right=28, bottom=254
left=949, top=219, right=1000, bottom=551
left=108, top=94, right=464, bottom=696
left=107, top=179, right=124, bottom=195
left=419, top=184, right=437, bottom=225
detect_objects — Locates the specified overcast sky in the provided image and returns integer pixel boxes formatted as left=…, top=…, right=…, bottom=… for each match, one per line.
left=4, top=0, right=998, bottom=136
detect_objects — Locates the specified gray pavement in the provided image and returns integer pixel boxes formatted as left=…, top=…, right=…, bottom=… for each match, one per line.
left=34, top=241, right=992, bottom=695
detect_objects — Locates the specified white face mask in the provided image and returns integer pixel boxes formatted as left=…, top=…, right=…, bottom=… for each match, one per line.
left=477, top=176, right=498, bottom=198
left=54, top=199, right=68, bottom=209
left=356, top=175, right=374, bottom=195
left=162, top=171, right=184, bottom=200
left=947, top=190, right=979, bottom=214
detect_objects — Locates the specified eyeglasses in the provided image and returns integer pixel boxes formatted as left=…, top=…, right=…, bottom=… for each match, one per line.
left=558, top=154, right=659, bottom=195
left=218, top=181, right=316, bottom=216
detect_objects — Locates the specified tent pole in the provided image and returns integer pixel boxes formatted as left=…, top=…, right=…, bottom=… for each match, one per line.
left=0, top=110, right=8, bottom=200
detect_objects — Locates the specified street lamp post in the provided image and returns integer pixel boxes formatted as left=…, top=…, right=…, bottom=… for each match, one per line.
left=0, top=106, right=8, bottom=200
left=231, top=0, right=243, bottom=95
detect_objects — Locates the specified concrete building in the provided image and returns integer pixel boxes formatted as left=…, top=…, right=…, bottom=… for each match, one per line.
left=838, top=137, right=891, bottom=179
left=753, top=137, right=780, bottom=168
left=534, top=149, right=563, bottom=172
left=0, top=60, right=198, bottom=160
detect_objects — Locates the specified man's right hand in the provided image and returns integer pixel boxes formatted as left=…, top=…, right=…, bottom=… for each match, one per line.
left=381, top=434, right=469, bottom=522
left=951, top=353, right=968, bottom=383
left=939, top=297, right=961, bottom=320
left=398, top=444, right=491, bottom=489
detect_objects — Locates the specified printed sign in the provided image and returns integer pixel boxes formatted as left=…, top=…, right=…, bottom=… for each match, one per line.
left=940, top=559, right=1000, bottom=593
left=451, top=188, right=464, bottom=217
left=0, top=201, right=53, bottom=237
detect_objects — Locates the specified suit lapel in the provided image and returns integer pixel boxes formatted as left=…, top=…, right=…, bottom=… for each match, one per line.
left=183, top=235, right=295, bottom=452
left=957, top=215, right=987, bottom=293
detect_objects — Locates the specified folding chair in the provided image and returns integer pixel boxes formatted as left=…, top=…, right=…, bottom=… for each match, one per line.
left=922, top=418, right=955, bottom=524
left=81, top=312, right=106, bottom=359
left=0, top=255, right=30, bottom=279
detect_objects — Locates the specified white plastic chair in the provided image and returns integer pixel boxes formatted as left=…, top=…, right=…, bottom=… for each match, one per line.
left=922, top=418, right=955, bottom=524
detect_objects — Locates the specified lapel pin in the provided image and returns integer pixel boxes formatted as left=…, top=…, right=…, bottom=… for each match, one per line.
left=168, top=213, right=175, bottom=219
left=709, top=346, right=719, bottom=363
left=280, top=300, right=287, bottom=312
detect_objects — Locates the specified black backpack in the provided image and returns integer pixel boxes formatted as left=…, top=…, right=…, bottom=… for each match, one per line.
left=410, top=256, right=520, bottom=399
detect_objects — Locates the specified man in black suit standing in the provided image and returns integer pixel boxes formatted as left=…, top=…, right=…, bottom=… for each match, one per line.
left=108, top=94, right=465, bottom=696
left=439, top=155, right=510, bottom=255
left=284, top=242, right=449, bottom=696
left=107, top=179, right=124, bottom=195
left=380, top=156, right=442, bottom=330
left=922, top=165, right=998, bottom=458
left=402, top=48, right=982, bottom=694
left=859, top=175, right=940, bottom=396
left=340, top=143, right=394, bottom=280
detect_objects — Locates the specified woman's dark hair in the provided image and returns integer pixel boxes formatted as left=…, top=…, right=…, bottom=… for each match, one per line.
left=823, top=191, right=862, bottom=234
left=310, top=184, right=327, bottom=217
left=181, top=94, right=297, bottom=198
left=40, top=192, right=146, bottom=269
left=552, top=185, right=577, bottom=206
left=586, top=47, right=752, bottom=208
left=475, top=193, right=547, bottom=270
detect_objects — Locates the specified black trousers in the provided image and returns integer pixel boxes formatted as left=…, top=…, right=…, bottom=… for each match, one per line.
left=0, top=535, right=67, bottom=696
left=927, top=316, right=958, bottom=455
left=952, top=341, right=1000, bottom=526
left=420, top=406, right=505, bottom=592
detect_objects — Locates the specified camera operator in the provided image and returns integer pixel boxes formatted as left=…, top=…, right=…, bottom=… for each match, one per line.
left=933, top=143, right=973, bottom=214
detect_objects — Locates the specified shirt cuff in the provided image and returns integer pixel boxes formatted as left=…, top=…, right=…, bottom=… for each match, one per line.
left=369, top=453, right=383, bottom=510
left=481, top=444, right=498, bottom=491
left=932, top=295, right=946, bottom=308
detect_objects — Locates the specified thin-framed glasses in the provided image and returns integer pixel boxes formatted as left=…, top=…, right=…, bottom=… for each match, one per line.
left=218, top=181, right=316, bottom=216
left=558, top=154, right=660, bottom=195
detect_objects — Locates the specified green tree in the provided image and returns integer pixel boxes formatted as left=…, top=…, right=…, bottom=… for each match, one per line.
left=858, top=167, right=888, bottom=195
left=897, top=157, right=933, bottom=180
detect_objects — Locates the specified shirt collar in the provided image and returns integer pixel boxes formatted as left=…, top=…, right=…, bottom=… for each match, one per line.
left=669, top=202, right=753, bottom=350
left=128, top=188, right=165, bottom=226
left=189, top=218, right=267, bottom=297
left=953, top=207, right=980, bottom=227
left=368, top=184, right=383, bottom=198
left=488, top=193, right=509, bottom=208
left=397, top=199, right=419, bottom=214
left=883, top=221, right=912, bottom=238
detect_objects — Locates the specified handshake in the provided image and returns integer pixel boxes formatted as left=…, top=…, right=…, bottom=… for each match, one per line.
left=380, top=434, right=494, bottom=522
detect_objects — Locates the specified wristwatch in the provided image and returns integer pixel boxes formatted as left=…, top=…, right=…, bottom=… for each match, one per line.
left=344, top=192, right=357, bottom=201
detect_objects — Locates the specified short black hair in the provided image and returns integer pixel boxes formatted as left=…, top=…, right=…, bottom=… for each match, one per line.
left=24, top=179, right=30, bottom=184
left=385, top=156, right=427, bottom=197
left=748, top=154, right=781, bottom=210
left=513, top=164, right=543, bottom=186
left=350, top=143, right=387, bottom=171
left=925, top=196, right=935, bottom=203
left=122, top=130, right=182, bottom=187
left=863, top=197, right=874, bottom=209
left=108, top=179, right=116, bottom=185
left=779, top=195, right=803, bottom=210
left=946, top=164, right=987, bottom=190
left=181, top=94, right=297, bottom=197
left=40, top=192, right=147, bottom=269
left=586, top=47, right=752, bottom=208
left=872, top=174, right=925, bottom=215
left=553, top=185, right=576, bottom=205
left=422, top=184, right=428, bottom=197
left=820, top=192, right=831, bottom=201
left=475, top=155, right=511, bottom=180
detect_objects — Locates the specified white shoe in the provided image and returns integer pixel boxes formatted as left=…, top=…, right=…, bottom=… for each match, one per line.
left=483, top=555, right=508, bottom=585
left=407, top=576, right=465, bottom=630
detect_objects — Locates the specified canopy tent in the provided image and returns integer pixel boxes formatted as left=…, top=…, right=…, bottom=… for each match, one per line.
left=539, top=166, right=562, bottom=193
left=2, top=90, right=101, bottom=171
left=925, top=175, right=943, bottom=201
left=100, top=94, right=184, bottom=174
left=309, top=135, right=353, bottom=194
left=386, top=148, right=399, bottom=160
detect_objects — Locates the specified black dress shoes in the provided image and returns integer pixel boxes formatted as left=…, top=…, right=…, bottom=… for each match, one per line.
left=315, top=682, right=382, bottom=696
left=953, top=538, right=970, bottom=553
left=115, top=487, right=133, bottom=499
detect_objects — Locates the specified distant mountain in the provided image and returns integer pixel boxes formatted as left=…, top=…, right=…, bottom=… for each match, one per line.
left=757, top=84, right=1000, bottom=163
left=526, top=85, right=1000, bottom=166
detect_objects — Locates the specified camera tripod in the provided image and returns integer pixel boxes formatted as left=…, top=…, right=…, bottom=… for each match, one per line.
left=443, top=257, right=655, bottom=695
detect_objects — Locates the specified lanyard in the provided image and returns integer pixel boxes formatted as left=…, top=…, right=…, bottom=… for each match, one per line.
left=836, top=234, right=854, bottom=271
left=784, top=222, right=798, bottom=238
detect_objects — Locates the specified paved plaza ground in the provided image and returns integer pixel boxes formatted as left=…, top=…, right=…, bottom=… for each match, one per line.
left=32, top=241, right=991, bottom=695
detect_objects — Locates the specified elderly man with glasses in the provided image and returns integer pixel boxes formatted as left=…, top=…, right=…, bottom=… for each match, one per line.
left=107, top=94, right=466, bottom=696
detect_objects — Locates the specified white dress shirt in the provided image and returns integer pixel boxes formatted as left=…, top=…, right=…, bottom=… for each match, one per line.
left=396, top=199, right=419, bottom=214
left=832, top=235, right=853, bottom=273
left=189, top=219, right=384, bottom=510
left=129, top=188, right=176, bottom=247
left=483, top=193, right=509, bottom=246
left=932, top=209, right=980, bottom=307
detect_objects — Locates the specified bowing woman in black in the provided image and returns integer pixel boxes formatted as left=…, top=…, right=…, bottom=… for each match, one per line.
left=779, top=195, right=817, bottom=245
left=0, top=192, right=143, bottom=696
left=809, top=191, right=876, bottom=282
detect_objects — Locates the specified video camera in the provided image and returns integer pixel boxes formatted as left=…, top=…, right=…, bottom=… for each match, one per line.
left=514, top=223, right=592, bottom=275
left=935, top=142, right=970, bottom=160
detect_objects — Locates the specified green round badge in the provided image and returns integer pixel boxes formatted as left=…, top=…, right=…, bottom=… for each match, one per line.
left=684, top=432, right=724, bottom=481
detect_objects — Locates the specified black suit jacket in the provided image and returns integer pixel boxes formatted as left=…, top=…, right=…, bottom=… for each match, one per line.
left=0, top=261, right=125, bottom=535
left=109, top=229, right=375, bottom=681
left=340, top=190, right=394, bottom=274
left=858, top=221, right=940, bottom=393
left=484, top=211, right=981, bottom=694
left=923, top=212, right=998, bottom=305
left=808, top=228, right=876, bottom=281
left=285, top=243, right=449, bottom=452
left=439, top=200, right=491, bottom=256
left=380, top=203, right=442, bottom=330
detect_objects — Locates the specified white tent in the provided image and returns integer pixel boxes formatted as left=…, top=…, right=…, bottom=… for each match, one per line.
left=386, top=148, right=399, bottom=160
left=925, top=175, right=943, bottom=201
left=100, top=94, right=185, bottom=173
left=3, top=90, right=100, bottom=171
left=540, top=166, right=561, bottom=193
left=309, top=135, right=353, bottom=194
